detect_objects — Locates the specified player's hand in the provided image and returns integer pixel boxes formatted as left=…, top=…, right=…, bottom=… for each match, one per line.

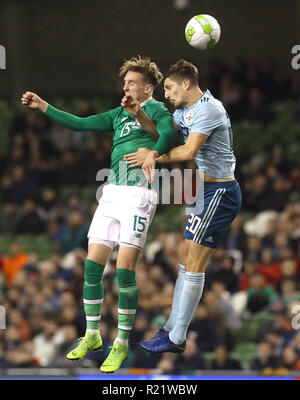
left=142, top=151, right=158, bottom=184
left=124, top=147, right=151, bottom=167
left=21, top=91, right=48, bottom=112
left=121, top=94, right=141, bottom=117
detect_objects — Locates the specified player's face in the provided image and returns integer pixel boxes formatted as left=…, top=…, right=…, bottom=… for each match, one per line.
left=123, top=71, right=153, bottom=103
left=164, top=77, right=187, bottom=109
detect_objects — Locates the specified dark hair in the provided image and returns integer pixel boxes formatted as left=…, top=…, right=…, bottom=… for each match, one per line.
left=166, top=59, right=199, bottom=86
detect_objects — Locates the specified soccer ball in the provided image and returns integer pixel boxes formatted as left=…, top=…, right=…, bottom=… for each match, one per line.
left=185, top=14, right=221, bottom=50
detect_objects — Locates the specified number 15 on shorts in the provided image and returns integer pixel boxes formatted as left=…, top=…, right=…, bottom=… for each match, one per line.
left=133, top=215, right=147, bottom=238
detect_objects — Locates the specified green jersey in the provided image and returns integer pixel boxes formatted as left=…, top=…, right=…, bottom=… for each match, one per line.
left=45, top=99, right=174, bottom=186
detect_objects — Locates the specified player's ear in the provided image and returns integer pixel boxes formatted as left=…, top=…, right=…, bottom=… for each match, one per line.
left=145, top=84, right=153, bottom=95
left=183, top=79, right=191, bottom=90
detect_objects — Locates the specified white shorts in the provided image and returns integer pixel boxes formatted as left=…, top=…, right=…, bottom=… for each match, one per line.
left=88, top=184, right=157, bottom=249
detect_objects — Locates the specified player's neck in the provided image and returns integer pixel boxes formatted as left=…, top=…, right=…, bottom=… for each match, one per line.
left=138, top=94, right=153, bottom=106
left=185, top=89, right=203, bottom=109
left=139, top=95, right=153, bottom=106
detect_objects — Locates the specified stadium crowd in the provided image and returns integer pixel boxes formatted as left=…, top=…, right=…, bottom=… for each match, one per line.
left=0, top=58, right=299, bottom=374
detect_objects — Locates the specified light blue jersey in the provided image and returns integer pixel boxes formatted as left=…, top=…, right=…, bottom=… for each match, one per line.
left=173, top=89, right=236, bottom=179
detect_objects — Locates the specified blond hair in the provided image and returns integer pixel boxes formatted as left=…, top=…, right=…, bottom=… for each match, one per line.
left=119, top=55, right=163, bottom=88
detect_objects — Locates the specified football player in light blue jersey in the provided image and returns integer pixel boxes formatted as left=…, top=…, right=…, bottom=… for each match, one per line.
left=125, top=59, right=242, bottom=354
left=172, top=88, right=236, bottom=179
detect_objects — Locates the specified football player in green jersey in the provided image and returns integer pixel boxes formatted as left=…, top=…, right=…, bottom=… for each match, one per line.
left=21, top=56, right=174, bottom=373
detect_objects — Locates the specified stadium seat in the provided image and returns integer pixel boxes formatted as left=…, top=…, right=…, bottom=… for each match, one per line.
left=230, top=342, right=257, bottom=370
left=203, top=351, right=215, bottom=369
left=233, top=319, right=260, bottom=343
left=0, top=234, right=60, bottom=260
left=251, top=312, right=273, bottom=328
left=233, top=311, right=274, bottom=344
left=81, top=186, right=98, bottom=203
left=0, top=234, right=13, bottom=255
left=60, top=186, right=81, bottom=201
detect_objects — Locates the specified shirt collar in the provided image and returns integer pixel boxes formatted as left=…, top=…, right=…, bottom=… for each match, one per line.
left=140, top=97, right=153, bottom=107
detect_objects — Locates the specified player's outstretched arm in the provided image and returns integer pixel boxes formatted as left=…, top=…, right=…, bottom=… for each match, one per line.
left=21, top=91, right=114, bottom=132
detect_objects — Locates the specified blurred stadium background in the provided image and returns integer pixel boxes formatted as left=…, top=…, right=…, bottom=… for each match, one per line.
left=0, top=0, right=299, bottom=379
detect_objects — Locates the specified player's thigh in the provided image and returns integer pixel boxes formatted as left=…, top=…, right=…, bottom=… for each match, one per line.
left=87, top=243, right=112, bottom=265
left=116, top=244, right=141, bottom=271
left=119, top=190, right=157, bottom=250
left=179, top=238, right=189, bottom=266
left=185, top=239, right=215, bottom=273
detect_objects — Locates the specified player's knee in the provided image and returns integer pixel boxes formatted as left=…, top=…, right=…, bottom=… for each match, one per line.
left=117, top=268, right=137, bottom=288
left=185, top=253, right=208, bottom=273
left=84, top=259, right=104, bottom=285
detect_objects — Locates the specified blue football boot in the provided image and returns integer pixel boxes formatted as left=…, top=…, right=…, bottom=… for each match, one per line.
left=140, top=329, right=186, bottom=354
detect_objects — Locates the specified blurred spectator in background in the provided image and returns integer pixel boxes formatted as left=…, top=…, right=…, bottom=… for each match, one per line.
left=38, top=188, right=59, bottom=221
left=3, top=342, right=36, bottom=368
left=59, top=147, right=83, bottom=186
left=51, top=325, right=79, bottom=367
left=1, top=241, right=29, bottom=284
left=239, top=260, right=258, bottom=291
left=174, top=337, right=205, bottom=372
left=9, top=165, right=36, bottom=205
left=64, top=194, right=89, bottom=222
left=246, top=272, right=277, bottom=313
left=156, top=353, right=175, bottom=375
left=133, top=328, right=163, bottom=369
left=222, top=214, right=247, bottom=253
left=280, top=278, right=300, bottom=306
left=211, top=344, right=241, bottom=370
left=243, top=88, right=271, bottom=125
left=263, top=330, right=284, bottom=359
left=33, top=318, right=65, bottom=367
left=206, top=256, right=239, bottom=294
left=61, top=211, right=89, bottom=253
left=277, top=347, right=300, bottom=373
left=81, top=136, right=111, bottom=184
left=189, top=304, right=220, bottom=352
left=251, top=342, right=279, bottom=371
left=130, top=311, right=151, bottom=345
left=8, top=309, right=31, bottom=341
left=0, top=202, right=19, bottom=234
left=244, top=235, right=262, bottom=262
left=15, top=197, right=45, bottom=234
left=261, top=310, right=295, bottom=348
left=258, top=248, right=281, bottom=288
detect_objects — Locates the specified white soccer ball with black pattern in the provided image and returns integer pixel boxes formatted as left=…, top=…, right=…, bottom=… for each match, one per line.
left=185, top=14, right=221, bottom=50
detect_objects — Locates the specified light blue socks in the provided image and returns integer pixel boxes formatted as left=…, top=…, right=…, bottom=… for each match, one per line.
left=169, top=271, right=205, bottom=345
left=164, top=264, right=186, bottom=332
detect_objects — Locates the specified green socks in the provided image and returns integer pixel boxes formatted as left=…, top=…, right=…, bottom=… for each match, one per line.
left=82, top=263, right=138, bottom=343
left=83, top=259, right=105, bottom=332
left=116, top=268, right=139, bottom=344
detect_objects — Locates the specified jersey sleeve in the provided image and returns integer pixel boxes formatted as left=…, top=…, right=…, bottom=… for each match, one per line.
left=148, top=102, right=175, bottom=156
left=45, top=104, right=121, bottom=132
left=190, top=102, right=223, bottom=136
